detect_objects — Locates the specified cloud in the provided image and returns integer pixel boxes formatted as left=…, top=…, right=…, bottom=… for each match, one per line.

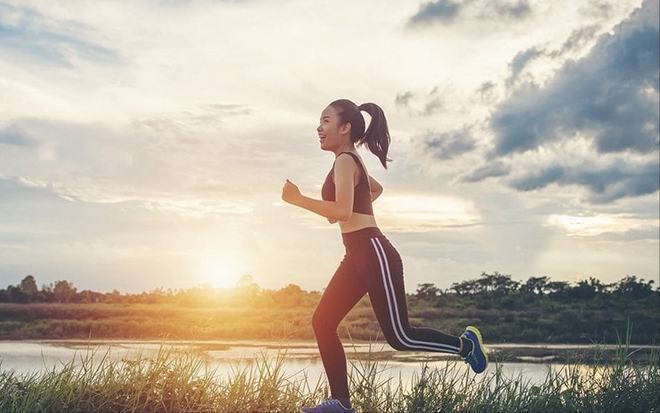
left=489, top=0, right=659, bottom=158
left=393, top=86, right=445, bottom=117
left=406, top=0, right=531, bottom=28
left=395, top=91, right=414, bottom=108
left=476, top=81, right=496, bottom=95
left=0, top=114, right=261, bottom=214
left=549, top=24, right=602, bottom=57
left=376, top=192, right=482, bottom=233
left=407, top=0, right=462, bottom=26
left=459, top=161, right=511, bottom=182
left=596, top=226, right=659, bottom=242
left=130, top=103, right=253, bottom=137
left=0, top=2, right=119, bottom=67
left=506, top=46, right=543, bottom=86
left=504, top=24, right=602, bottom=87
left=0, top=124, right=35, bottom=146
left=416, top=125, right=477, bottom=160
left=490, top=0, right=531, bottom=19
left=508, top=159, right=659, bottom=204
left=578, top=0, right=613, bottom=19
left=545, top=212, right=659, bottom=238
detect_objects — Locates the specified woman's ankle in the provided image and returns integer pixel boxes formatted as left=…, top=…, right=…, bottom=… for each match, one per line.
left=336, top=397, right=352, bottom=409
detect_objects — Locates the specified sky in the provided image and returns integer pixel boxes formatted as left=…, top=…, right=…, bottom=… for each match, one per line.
left=0, top=0, right=658, bottom=294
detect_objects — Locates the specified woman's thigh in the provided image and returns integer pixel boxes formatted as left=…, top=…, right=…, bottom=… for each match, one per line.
left=313, top=253, right=369, bottom=329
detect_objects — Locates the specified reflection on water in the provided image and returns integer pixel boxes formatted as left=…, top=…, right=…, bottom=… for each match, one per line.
left=0, top=340, right=641, bottom=389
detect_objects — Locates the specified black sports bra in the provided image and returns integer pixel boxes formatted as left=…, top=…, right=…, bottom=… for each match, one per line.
left=321, top=152, right=373, bottom=215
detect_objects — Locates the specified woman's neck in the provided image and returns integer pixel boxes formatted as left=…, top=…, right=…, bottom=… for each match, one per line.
left=333, top=144, right=356, bottom=156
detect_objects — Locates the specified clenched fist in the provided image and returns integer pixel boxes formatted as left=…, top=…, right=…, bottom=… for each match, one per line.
left=281, top=179, right=302, bottom=205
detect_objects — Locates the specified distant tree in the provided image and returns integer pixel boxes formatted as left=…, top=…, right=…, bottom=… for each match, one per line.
left=416, top=283, right=440, bottom=299
left=614, top=275, right=655, bottom=299
left=40, top=283, right=55, bottom=302
left=236, top=274, right=260, bottom=294
left=545, top=281, right=569, bottom=296
left=79, top=289, right=103, bottom=304
left=53, top=280, right=77, bottom=303
left=521, top=276, right=549, bottom=296
left=450, top=279, right=475, bottom=296
left=20, top=275, right=39, bottom=297
left=477, top=272, right=519, bottom=296
left=5, top=285, right=25, bottom=303
left=20, top=275, right=39, bottom=302
left=586, top=277, right=613, bottom=295
left=571, top=279, right=598, bottom=300
left=234, top=274, right=260, bottom=305
left=273, top=283, right=305, bottom=307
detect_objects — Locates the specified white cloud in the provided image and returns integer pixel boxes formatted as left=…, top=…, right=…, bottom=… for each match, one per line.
left=546, top=213, right=659, bottom=237
left=377, top=192, right=482, bottom=232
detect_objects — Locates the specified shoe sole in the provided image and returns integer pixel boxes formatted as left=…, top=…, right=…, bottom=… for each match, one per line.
left=466, top=325, right=488, bottom=371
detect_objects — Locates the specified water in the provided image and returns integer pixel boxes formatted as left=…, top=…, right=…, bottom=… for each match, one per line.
left=0, top=340, right=636, bottom=389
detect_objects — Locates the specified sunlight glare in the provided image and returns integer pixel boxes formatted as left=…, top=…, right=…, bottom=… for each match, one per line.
left=200, top=255, right=240, bottom=289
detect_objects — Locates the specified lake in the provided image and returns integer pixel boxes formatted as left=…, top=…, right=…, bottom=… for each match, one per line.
left=0, top=340, right=655, bottom=389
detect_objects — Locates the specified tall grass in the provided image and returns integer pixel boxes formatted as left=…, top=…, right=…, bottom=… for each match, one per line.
left=1, top=329, right=658, bottom=412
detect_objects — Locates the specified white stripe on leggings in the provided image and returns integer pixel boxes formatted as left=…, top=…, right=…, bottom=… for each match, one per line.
left=370, top=237, right=461, bottom=353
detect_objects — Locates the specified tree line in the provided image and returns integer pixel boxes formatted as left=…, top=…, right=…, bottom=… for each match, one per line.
left=418, top=272, right=658, bottom=301
left=1, top=272, right=657, bottom=306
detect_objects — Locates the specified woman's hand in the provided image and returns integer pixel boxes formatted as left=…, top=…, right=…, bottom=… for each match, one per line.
left=327, top=218, right=338, bottom=224
left=281, top=179, right=302, bottom=205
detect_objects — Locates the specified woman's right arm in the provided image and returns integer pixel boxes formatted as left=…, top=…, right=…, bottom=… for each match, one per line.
left=328, top=173, right=382, bottom=223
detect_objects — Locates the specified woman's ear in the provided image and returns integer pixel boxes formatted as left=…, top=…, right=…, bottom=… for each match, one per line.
left=339, top=121, right=351, bottom=137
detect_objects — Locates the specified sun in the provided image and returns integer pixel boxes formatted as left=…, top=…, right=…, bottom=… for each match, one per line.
left=199, top=254, right=241, bottom=289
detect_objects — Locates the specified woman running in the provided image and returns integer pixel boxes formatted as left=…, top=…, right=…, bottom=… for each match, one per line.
left=281, top=99, right=488, bottom=413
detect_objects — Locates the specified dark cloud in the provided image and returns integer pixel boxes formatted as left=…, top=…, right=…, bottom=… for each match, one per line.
left=506, top=47, right=543, bottom=86
left=550, top=24, right=602, bottom=57
left=491, top=0, right=531, bottom=19
left=419, top=126, right=476, bottom=160
left=475, top=81, right=497, bottom=103
left=459, top=161, right=511, bottom=182
left=488, top=0, right=659, bottom=158
left=395, top=91, right=414, bottom=107
left=508, top=159, right=659, bottom=204
left=477, top=81, right=495, bottom=95
left=407, top=0, right=462, bottom=27
left=406, top=0, right=531, bottom=28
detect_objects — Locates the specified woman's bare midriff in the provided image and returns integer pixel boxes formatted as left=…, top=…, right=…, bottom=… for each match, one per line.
left=339, top=211, right=378, bottom=233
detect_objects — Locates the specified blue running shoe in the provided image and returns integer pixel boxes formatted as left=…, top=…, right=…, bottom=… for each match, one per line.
left=301, top=398, right=355, bottom=413
left=461, top=325, right=488, bottom=374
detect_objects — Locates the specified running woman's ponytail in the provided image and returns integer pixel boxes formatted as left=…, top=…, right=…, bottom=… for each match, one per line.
left=330, top=99, right=392, bottom=169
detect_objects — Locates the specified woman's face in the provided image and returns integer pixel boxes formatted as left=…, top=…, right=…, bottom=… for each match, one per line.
left=317, top=105, right=350, bottom=152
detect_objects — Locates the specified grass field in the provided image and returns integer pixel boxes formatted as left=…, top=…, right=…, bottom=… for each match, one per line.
left=1, top=327, right=658, bottom=413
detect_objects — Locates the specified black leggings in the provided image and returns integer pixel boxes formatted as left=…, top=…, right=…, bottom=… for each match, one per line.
left=311, top=227, right=463, bottom=401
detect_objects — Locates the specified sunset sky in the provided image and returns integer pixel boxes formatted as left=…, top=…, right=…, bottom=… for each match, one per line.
left=1, top=0, right=658, bottom=294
